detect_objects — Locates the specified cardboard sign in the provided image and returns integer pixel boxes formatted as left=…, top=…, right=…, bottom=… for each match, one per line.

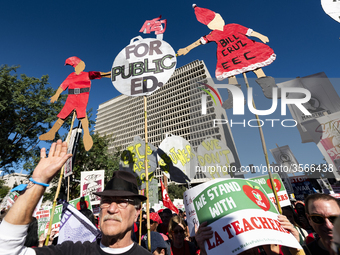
left=289, top=176, right=315, bottom=201
left=269, top=145, right=299, bottom=174
left=321, top=0, right=340, bottom=23
left=65, top=128, right=79, bottom=177
left=301, top=112, right=340, bottom=180
left=278, top=72, right=340, bottom=143
left=120, top=136, right=157, bottom=189
left=196, top=138, right=233, bottom=179
left=48, top=195, right=92, bottom=233
left=80, top=170, right=105, bottom=205
left=36, top=209, right=50, bottom=237
left=158, top=135, right=197, bottom=181
left=249, top=173, right=291, bottom=207
left=111, top=36, right=176, bottom=96
left=183, top=179, right=301, bottom=254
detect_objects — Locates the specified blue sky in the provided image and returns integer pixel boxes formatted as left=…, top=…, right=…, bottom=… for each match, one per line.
left=2, top=1, right=340, bottom=176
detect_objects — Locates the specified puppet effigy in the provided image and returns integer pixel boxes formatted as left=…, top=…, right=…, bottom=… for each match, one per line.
left=39, top=57, right=110, bottom=151
left=177, top=5, right=279, bottom=99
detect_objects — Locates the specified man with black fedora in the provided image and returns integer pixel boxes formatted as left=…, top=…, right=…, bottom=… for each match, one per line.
left=0, top=140, right=151, bottom=255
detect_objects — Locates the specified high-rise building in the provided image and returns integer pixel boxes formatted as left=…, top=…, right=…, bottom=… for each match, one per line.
left=95, top=59, right=242, bottom=184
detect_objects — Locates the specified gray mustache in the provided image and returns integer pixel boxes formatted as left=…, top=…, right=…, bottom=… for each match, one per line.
left=103, top=215, right=122, bottom=222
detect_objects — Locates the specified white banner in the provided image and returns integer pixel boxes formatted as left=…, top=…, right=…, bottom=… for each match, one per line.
left=301, top=112, right=340, bottom=180
left=269, top=145, right=300, bottom=174
left=58, top=202, right=100, bottom=244
left=278, top=72, right=340, bottom=143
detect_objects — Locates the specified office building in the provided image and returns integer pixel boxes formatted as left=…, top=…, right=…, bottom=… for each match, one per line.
left=95, top=59, right=242, bottom=184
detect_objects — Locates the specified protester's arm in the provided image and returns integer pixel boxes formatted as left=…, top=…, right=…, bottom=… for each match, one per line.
left=0, top=140, right=71, bottom=255
left=194, top=222, right=213, bottom=255
left=5, top=140, right=71, bottom=225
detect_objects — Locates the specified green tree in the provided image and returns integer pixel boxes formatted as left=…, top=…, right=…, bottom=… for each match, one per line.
left=159, top=183, right=187, bottom=201
left=0, top=65, right=66, bottom=173
left=0, top=179, right=10, bottom=200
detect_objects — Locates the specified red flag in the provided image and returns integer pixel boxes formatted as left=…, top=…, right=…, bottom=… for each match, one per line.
left=160, top=179, right=179, bottom=214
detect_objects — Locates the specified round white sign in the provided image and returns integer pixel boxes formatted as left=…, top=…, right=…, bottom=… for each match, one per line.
left=321, top=0, right=340, bottom=23
left=112, top=36, right=177, bottom=96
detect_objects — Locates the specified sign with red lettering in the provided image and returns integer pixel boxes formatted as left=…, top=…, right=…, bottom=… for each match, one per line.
left=80, top=170, right=105, bottom=205
left=139, top=16, right=167, bottom=35
left=249, top=173, right=290, bottom=207
left=184, top=178, right=301, bottom=254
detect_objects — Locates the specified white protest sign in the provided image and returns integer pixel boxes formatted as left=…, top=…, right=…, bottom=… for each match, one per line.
left=111, top=36, right=176, bottom=96
left=249, top=173, right=291, bottom=207
left=184, top=178, right=301, bottom=254
left=196, top=138, right=233, bottom=179
left=158, top=135, right=197, bottom=181
left=321, top=0, right=340, bottom=23
left=80, top=170, right=105, bottom=205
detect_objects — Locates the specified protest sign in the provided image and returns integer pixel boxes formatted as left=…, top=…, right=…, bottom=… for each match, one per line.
left=64, top=127, right=79, bottom=177
left=184, top=178, right=301, bottom=254
left=301, top=112, right=340, bottom=180
left=49, top=195, right=92, bottom=233
left=120, top=136, right=157, bottom=189
left=317, top=178, right=334, bottom=194
left=269, top=145, right=300, bottom=174
left=158, top=135, right=196, bottom=181
left=278, top=72, right=340, bottom=143
left=249, top=173, right=290, bottom=207
left=5, top=191, right=19, bottom=210
left=289, top=176, right=315, bottom=201
left=36, top=209, right=50, bottom=237
left=321, top=0, right=340, bottom=23
left=196, top=138, right=233, bottom=179
left=111, top=36, right=176, bottom=97
left=80, top=170, right=105, bottom=205
left=58, top=202, right=100, bottom=244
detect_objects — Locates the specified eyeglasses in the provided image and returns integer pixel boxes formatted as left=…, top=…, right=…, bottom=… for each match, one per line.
left=173, top=229, right=185, bottom=235
left=309, top=214, right=338, bottom=224
left=100, top=198, right=135, bottom=209
left=332, top=242, right=340, bottom=255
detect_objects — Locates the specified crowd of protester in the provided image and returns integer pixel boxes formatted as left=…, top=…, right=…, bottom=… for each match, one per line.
left=1, top=140, right=340, bottom=255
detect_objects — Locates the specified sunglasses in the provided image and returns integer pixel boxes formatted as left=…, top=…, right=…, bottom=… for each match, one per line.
left=332, top=242, right=340, bottom=255
left=173, top=229, right=185, bottom=235
left=309, top=214, right=338, bottom=224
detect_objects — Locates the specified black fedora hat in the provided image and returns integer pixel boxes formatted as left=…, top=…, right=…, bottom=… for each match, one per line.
left=93, top=171, right=147, bottom=201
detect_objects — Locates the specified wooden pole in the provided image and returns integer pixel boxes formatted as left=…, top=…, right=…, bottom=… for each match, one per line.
left=45, top=112, right=76, bottom=245
left=139, top=200, right=143, bottom=245
left=67, top=176, right=70, bottom=202
left=243, top=73, right=282, bottom=214
left=144, top=96, right=151, bottom=251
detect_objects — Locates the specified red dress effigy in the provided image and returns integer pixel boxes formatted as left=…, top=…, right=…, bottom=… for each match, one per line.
left=201, top=23, right=276, bottom=81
